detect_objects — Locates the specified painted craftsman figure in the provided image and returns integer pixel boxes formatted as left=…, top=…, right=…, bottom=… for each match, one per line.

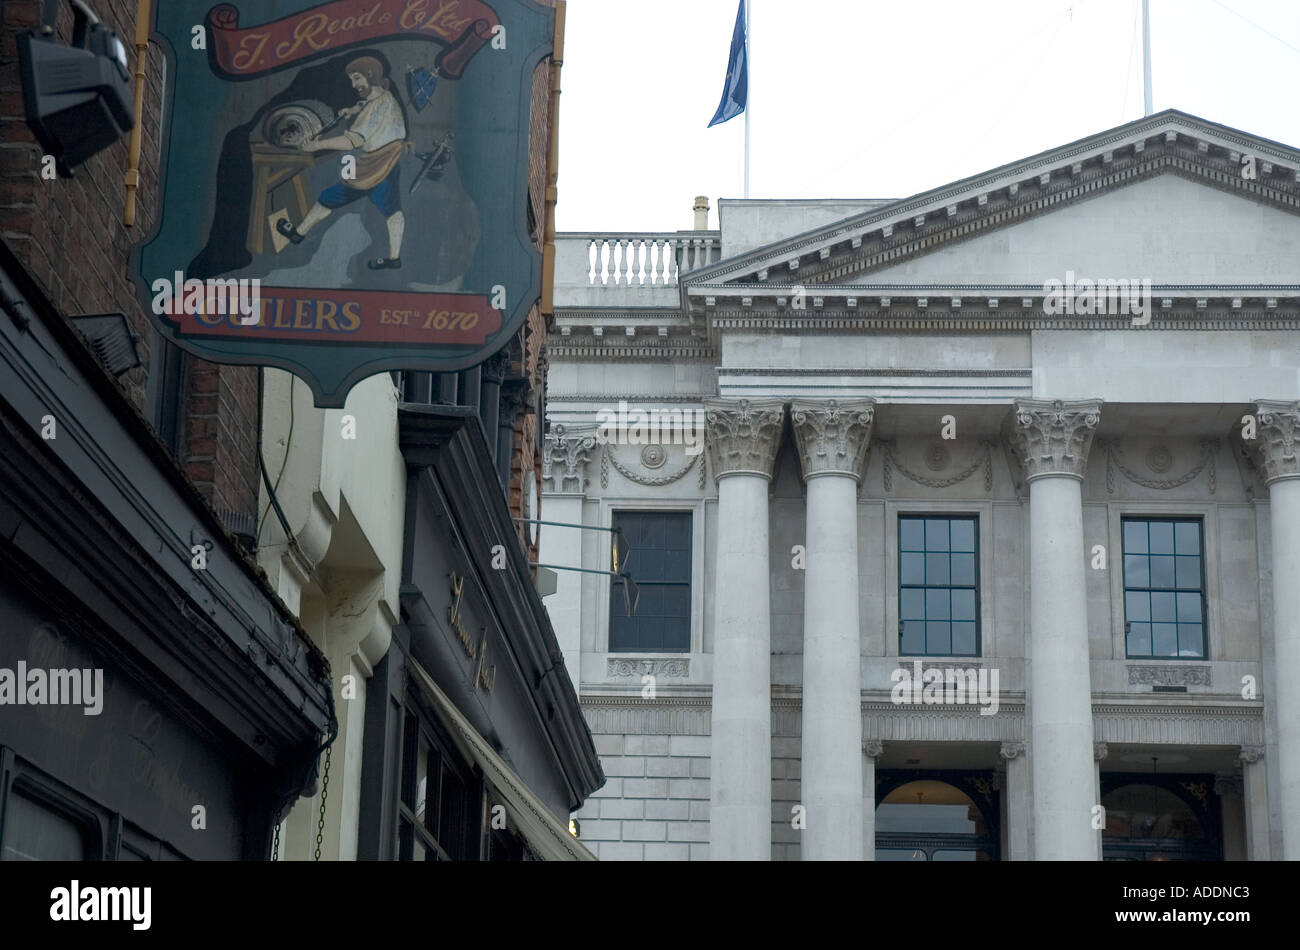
left=278, top=57, right=407, bottom=270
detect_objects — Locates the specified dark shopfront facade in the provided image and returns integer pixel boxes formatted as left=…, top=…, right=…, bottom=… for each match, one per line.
left=358, top=399, right=605, bottom=861
left=0, top=240, right=335, bottom=861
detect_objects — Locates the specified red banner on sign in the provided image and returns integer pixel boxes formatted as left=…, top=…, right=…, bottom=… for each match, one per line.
left=161, top=286, right=501, bottom=345
left=207, top=0, right=500, bottom=79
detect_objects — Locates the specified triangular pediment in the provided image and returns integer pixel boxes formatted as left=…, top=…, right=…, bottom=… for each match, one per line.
left=841, top=173, right=1299, bottom=285
left=687, top=110, right=1300, bottom=295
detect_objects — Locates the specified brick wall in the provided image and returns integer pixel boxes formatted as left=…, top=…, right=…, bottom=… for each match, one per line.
left=507, top=51, right=556, bottom=560
left=572, top=732, right=712, bottom=860
left=186, top=362, right=261, bottom=526
left=0, top=1, right=261, bottom=531
left=0, top=0, right=162, bottom=412
left=573, top=731, right=811, bottom=861
left=771, top=734, right=803, bottom=861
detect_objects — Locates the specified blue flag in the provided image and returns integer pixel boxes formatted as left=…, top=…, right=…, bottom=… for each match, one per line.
left=708, top=0, right=747, bottom=128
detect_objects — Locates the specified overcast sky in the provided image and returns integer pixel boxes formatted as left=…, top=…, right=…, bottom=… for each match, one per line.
left=555, top=0, right=1300, bottom=233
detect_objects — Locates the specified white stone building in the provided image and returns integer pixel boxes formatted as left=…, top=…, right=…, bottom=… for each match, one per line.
left=542, top=110, right=1300, bottom=860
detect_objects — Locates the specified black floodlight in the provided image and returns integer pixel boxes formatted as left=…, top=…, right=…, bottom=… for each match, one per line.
left=611, top=525, right=630, bottom=575
left=618, top=571, right=640, bottom=617
left=18, top=0, right=134, bottom=178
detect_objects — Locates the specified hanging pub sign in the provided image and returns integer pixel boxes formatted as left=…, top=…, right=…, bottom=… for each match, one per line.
left=130, top=0, right=556, bottom=406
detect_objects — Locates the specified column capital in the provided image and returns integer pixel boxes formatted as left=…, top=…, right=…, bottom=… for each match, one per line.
left=862, top=739, right=884, bottom=759
left=542, top=424, right=596, bottom=494
left=1250, top=400, right=1300, bottom=485
left=479, top=348, right=510, bottom=385
left=500, top=376, right=533, bottom=415
left=1000, top=741, right=1026, bottom=761
left=1009, top=398, right=1102, bottom=481
left=703, top=398, right=785, bottom=482
left=1239, top=745, right=1265, bottom=764
left=790, top=398, right=876, bottom=481
left=1214, top=772, right=1243, bottom=797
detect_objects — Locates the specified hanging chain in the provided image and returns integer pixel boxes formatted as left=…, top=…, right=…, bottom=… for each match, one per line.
left=271, top=820, right=280, bottom=861
left=314, top=745, right=332, bottom=861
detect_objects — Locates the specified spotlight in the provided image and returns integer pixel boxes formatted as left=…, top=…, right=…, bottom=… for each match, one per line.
left=18, top=0, right=134, bottom=178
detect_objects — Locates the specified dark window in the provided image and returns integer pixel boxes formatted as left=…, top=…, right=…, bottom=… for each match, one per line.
left=488, top=820, right=527, bottom=861
left=609, top=511, right=691, bottom=652
left=1100, top=773, right=1223, bottom=861
left=1122, top=518, right=1206, bottom=659
left=875, top=772, right=999, bottom=861
left=145, top=334, right=187, bottom=457
left=397, top=707, right=480, bottom=861
left=898, top=515, right=979, bottom=656
left=0, top=752, right=190, bottom=861
left=0, top=787, right=91, bottom=861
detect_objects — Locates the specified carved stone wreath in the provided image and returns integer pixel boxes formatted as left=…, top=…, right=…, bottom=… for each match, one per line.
left=601, top=445, right=701, bottom=488
left=641, top=444, right=667, bottom=469
left=1128, top=665, right=1211, bottom=686
left=1146, top=444, right=1174, bottom=473
left=924, top=442, right=951, bottom=471
left=607, top=657, right=689, bottom=678
left=880, top=440, right=994, bottom=492
left=1099, top=439, right=1218, bottom=494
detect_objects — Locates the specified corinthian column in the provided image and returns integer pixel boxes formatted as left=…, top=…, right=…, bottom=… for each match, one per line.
left=790, top=398, right=874, bottom=860
left=704, top=397, right=785, bottom=860
left=1010, top=398, right=1102, bottom=860
left=1251, top=400, right=1300, bottom=858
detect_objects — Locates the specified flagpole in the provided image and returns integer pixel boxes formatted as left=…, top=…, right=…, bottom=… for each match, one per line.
left=743, top=0, right=751, bottom=198
left=1141, top=0, right=1152, bottom=116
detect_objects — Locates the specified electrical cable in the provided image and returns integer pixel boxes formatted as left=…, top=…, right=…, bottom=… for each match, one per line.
left=818, top=0, right=1093, bottom=181
left=1208, top=0, right=1300, bottom=57
left=254, top=380, right=338, bottom=862
left=257, top=367, right=295, bottom=547
left=982, top=4, right=1073, bottom=141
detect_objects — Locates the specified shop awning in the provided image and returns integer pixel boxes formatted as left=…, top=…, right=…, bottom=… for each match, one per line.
left=407, top=660, right=597, bottom=861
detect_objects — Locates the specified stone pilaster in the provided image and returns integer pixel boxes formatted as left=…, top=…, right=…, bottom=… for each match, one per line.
left=1012, top=398, right=1102, bottom=860
left=540, top=423, right=596, bottom=680
left=1000, top=742, right=1030, bottom=861
left=1251, top=400, right=1300, bottom=858
left=1215, top=772, right=1247, bottom=861
left=703, top=398, right=785, bottom=860
left=862, top=739, right=884, bottom=861
left=1239, top=746, right=1271, bottom=860
left=1093, top=742, right=1109, bottom=860
left=790, top=399, right=874, bottom=861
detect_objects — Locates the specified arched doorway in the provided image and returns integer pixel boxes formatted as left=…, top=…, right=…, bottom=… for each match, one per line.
left=875, top=772, right=998, bottom=861
left=1100, top=774, right=1222, bottom=861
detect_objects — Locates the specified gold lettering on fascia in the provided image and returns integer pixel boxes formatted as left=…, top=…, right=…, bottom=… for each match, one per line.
left=448, top=572, right=494, bottom=692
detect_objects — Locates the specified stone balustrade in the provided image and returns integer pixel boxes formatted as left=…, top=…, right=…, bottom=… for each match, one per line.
left=556, top=232, right=722, bottom=287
